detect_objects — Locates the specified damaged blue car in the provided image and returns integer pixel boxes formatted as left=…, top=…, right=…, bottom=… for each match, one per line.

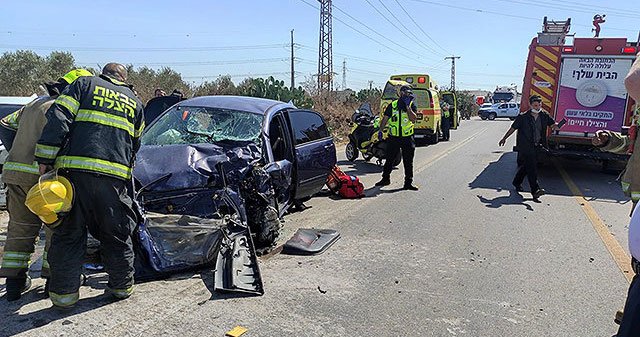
left=133, top=96, right=337, bottom=254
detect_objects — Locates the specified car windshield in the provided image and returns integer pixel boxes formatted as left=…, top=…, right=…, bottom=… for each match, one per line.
left=141, top=105, right=263, bottom=145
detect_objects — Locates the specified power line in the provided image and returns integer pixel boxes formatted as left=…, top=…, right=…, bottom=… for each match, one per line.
left=76, top=58, right=289, bottom=67
left=298, top=0, right=423, bottom=64
left=0, top=43, right=289, bottom=52
left=182, top=71, right=294, bottom=80
left=393, top=0, right=451, bottom=55
left=555, top=0, right=640, bottom=15
left=361, top=0, right=444, bottom=57
left=297, top=44, right=448, bottom=71
left=490, top=0, right=640, bottom=20
left=407, top=0, right=638, bottom=33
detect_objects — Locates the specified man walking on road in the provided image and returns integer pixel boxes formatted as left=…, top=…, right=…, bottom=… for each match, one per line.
left=35, top=63, right=145, bottom=308
left=498, top=95, right=559, bottom=201
left=375, top=85, right=419, bottom=190
left=0, top=69, right=92, bottom=301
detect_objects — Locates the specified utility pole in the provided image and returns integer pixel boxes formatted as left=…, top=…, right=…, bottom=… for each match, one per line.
left=368, top=80, right=373, bottom=90
left=444, top=56, right=461, bottom=91
left=290, top=29, right=295, bottom=89
left=342, top=59, right=346, bottom=90
left=317, top=0, right=333, bottom=94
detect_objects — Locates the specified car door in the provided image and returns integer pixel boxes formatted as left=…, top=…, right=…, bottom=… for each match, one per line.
left=285, top=109, right=337, bottom=200
left=508, top=103, right=518, bottom=117
left=496, top=103, right=509, bottom=117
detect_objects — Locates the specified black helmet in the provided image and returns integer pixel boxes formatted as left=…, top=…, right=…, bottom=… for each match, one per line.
left=400, top=85, right=413, bottom=94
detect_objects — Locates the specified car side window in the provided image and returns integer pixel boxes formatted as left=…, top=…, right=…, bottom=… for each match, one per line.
left=288, top=110, right=330, bottom=145
left=509, top=103, right=516, bottom=108
left=499, top=104, right=508, bottom=109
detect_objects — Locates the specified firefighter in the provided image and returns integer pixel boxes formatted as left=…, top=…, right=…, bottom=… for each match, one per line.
left=0, top=69, right=92, bottom=301
left=441, top=101, right=451, bottom=141
left=375, top=85, right=419, bottom=190
left=35, top=63, right=144, bottom=308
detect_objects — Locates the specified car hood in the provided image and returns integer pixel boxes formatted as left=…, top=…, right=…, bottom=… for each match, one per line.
left=134, top=141, right=262, bottom=192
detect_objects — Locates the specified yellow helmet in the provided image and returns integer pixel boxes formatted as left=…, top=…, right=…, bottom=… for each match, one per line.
left=25, top=171, right=74, bottom=228
left=60, top=68, right=93, bottom=84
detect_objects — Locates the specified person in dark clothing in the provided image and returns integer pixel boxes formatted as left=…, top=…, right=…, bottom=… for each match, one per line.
left=35, top=62, right=144, bottom=308
left=375, top=85, right=419, bottom=190
left=441, top=102, right=451, bottom=141
left=498, top=95, right=558, bottom=201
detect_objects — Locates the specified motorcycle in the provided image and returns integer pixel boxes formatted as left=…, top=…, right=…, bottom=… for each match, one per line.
left=345, top=103, right=401, bottom=166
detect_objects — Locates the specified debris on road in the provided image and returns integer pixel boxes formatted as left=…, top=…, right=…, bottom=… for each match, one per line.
left=225, top=326, right=248, bottom=337
left=282, top=228, right=340, bottom=255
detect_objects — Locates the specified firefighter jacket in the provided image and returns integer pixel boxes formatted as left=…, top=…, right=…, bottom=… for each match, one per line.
left=388, top=100, right=415, bottom=137
left=1, top=109, right=22, bottom=131
left=35, top=75, right=145, bottom=181
left=2, top=96, right=54, bottom=186
left=599, top=131, right=640, bottom=202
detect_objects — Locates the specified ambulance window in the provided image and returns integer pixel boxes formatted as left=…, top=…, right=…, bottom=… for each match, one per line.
left=382, top=82, right=398, bottom=100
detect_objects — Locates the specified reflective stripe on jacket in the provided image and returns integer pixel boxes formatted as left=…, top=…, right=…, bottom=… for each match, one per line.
left=388, top=100, right=414, bottom=137
left=35, top=75, right=145, bottom=180
left=600, top=130, right=639, bottom=201
left=2, top=97, right=54, bottom=186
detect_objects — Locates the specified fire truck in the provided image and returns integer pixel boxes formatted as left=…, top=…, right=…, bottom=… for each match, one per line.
left=520, top=17, right=638, bottom=161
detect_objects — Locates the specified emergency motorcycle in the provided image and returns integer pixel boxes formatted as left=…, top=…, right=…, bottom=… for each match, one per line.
left=345, top=102, right=401, bottom=166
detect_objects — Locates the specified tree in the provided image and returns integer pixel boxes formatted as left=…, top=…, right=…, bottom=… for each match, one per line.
left=126, top=66, right=192, bottom=103
left=193, top=76, right=238, bottom=96
left=0, top=50, right=75, bottom=96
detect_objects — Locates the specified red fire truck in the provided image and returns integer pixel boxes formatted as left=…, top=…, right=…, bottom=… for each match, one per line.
left=520, top=17, right=638, bottom=161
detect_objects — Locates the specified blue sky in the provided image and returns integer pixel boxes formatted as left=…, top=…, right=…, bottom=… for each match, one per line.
left=1, top=0, right=638, bottom=91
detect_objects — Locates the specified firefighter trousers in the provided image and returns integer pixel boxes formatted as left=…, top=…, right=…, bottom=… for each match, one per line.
left=382, top=135, right=415, bottom=183
left=48, top=171, right=137, bottom=307
left=0, top=183, right=51, bottom=278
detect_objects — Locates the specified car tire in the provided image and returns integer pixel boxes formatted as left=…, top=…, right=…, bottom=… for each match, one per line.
left=488, top=113, right=496, bottom=120
left=428, top=126, right=440, bottom=144
left=345, top=142, right=358, bottom=161
left=480, top=115, right=487, bottom=120
left=252, top=205, right=281, bottom=255
left=509, top=117, right=515, bottom=121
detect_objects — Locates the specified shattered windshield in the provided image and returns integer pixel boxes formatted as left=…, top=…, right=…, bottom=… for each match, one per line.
left=141, top=105, right=263, bottom=145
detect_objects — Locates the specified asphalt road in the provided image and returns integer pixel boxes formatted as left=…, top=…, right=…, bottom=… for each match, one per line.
left=0, top=117, right=633, bottom=336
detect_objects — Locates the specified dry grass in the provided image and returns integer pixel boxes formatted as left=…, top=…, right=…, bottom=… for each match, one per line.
left=312, top=95, right=380, bottom=145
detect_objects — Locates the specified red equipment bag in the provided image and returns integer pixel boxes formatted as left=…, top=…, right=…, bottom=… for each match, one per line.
left=326, top=165, right=364, bottom=198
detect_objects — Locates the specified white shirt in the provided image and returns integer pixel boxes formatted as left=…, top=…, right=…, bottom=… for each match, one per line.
left=629, top=202, right=640, bottom=260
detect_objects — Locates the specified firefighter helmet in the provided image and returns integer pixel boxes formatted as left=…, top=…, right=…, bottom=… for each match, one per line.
left=25, top=171, right=74, bottom=228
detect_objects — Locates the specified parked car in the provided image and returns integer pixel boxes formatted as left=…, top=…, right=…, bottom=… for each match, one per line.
left=479, top=102, right=521, bottom=120
left=133, top=96, right=337, bottom=252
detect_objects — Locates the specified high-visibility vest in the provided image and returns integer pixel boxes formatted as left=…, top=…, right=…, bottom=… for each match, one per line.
left=443, top=107, right=451, bottom=118
left=388, top=100, right=414, bottom=137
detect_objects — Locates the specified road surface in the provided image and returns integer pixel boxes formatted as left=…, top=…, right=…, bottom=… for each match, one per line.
left=0, top=117, right=632, bottom=336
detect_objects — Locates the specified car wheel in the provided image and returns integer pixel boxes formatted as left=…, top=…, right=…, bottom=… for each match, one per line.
left=428, top=126, right=440, bottom=144
left=345, top=142, right=358, bottom=161
left=480, top=115, right=487, bottom=120
left=251, top=205, right=281, bottom=255
left=488, top=113, right=496, bottom=120
left=509, top=117, right=515, bottom=121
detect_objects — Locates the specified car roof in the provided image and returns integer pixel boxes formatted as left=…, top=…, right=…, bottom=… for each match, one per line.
left=0, top=94, right=37, bottom=105
left=175, top=95, right=294, bottom=115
